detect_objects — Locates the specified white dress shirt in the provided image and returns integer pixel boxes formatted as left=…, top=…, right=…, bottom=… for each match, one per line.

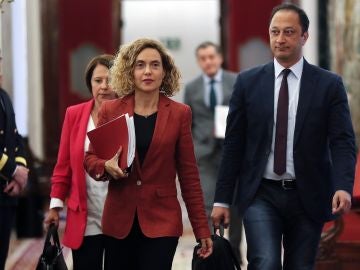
left=263, top=57, right=303, bottom=180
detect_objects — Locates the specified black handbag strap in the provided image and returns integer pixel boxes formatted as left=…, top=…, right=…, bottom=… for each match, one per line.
left=42, top=223, right=61, bottom=254
left=213, top=226, right=241, bottom=270
left=213, top=226, right=224, bottom=237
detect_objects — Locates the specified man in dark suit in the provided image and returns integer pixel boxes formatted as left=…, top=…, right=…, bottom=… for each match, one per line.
left=0, top=56, right=29, bottom=269
left=211, top=3, right=356, bottom=270
left=184, top=41, right=242, bottom=263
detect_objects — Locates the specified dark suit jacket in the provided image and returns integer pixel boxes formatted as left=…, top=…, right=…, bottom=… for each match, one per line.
left=214, top=59, right=356, bottom=223
left=0, top=88, right=27, bottom=205
left=85, top=94, right=210, bottom=240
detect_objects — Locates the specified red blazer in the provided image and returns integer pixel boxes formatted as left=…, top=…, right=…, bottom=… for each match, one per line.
left=85, top=94, right=210, bottom=240
left=50, top=100, right=93, bottom=249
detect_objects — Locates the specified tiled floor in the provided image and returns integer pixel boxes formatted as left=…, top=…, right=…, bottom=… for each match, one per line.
left=5, top=221, right=246, bottom=270
left=5, top=218, right=196, bottom=270
left=5, top=191, right=247, bottom=270
left=6, top=224, right=246, bottom=270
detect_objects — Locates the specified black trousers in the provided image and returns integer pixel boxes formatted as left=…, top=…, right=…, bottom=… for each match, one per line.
left=72, top=234, right=107, bottom=270
left=0, top=205, right=16, bottom=270
left=105, top=217, right=179, bottom=270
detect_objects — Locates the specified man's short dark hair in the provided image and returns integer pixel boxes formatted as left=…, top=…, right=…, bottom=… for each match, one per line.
left=195, top=41, right=222, bottom=56
left=270, top=3, right=309, bottom=34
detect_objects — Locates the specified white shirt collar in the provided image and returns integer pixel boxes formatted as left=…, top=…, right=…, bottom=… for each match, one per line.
left=274, top=57, right=304, bottom=79
left=203, top=69, right=223, bottom=84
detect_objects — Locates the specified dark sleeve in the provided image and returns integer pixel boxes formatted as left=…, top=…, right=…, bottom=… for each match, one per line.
left=214, top=74, right=246, bottom=204
left=0, top=136, right=27, bottom=181
left=328, top=75, right=356, bottom=194
left=0, top=90, right=27, bottom=181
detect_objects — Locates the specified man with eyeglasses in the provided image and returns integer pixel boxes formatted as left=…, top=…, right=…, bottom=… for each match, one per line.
left=211, top=3, right=356, bottom=269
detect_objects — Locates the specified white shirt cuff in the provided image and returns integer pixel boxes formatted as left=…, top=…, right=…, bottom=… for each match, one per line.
left=12, top=165, right=18, bottom=177
left=49, top=198, right=64, bottom=209
left=214, top=202, right=230, bottom=208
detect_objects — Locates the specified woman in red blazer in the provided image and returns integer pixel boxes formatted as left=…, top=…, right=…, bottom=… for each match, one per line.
left=44, top=55, right=117, bottom=269
left=85, top=38, right=213, bottom=270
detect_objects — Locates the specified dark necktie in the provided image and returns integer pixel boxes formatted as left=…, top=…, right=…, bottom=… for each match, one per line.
left=274, top=69, right=291, bottom=175
left=209, top=79, right=217, bottom=113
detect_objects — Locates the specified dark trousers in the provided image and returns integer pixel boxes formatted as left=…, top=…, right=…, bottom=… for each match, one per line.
left=72, top=234, right=107, bottom=270
left=105, top=217, right=179, bottom=270
left=243, top=181, right=323, bottom=270
left=0, top=205, right=16, bottom=270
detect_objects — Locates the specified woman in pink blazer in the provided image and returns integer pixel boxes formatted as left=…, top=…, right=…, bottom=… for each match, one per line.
left=44, top=54, right=117, bottom=269
left=85, top=38, right=213, bottom=270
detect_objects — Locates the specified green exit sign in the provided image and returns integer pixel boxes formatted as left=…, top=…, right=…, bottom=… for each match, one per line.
left=160, top=37, right=181, bottom=51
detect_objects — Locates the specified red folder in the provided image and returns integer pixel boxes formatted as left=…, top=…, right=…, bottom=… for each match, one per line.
left=87, top=114, right=129, bottom=170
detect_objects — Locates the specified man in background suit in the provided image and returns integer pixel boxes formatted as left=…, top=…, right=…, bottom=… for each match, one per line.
left=184, top=41, right=242, bottom=263
left=211, top=3, right=356, bottom=270
left=0, top=54, right=29, bottom=269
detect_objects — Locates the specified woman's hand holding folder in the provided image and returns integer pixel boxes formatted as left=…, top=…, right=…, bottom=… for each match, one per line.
left=104, top=146, right=129, bottom=179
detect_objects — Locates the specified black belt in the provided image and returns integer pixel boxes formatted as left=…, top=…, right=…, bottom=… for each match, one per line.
left=263, top=178, right=296, bottom=190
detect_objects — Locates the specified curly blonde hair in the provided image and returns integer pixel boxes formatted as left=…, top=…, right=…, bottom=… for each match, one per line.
left=110, top=38, right=181, bottom=97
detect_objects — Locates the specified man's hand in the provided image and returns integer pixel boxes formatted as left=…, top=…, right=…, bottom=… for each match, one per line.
left=3, top=180, right=21, bottom=196
left=13, top=165, right=29, bottom=190
left=104, top=146, right=128, bottom=179
left=332, top=190, right=352, bottom=215
left=211, top=206, right=231, bottom=229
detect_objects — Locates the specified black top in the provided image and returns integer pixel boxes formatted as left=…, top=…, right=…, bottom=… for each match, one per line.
left=134, top=112, right=157, bottom=166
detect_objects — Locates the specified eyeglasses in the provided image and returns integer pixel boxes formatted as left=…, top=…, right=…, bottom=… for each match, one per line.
left=269, top=28, right=296, bottom=37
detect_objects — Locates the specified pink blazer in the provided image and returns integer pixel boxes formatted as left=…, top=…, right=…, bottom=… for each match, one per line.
left=50, top=99, right=93, bottom=249
left=85, top=94, right=210, bottom=240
